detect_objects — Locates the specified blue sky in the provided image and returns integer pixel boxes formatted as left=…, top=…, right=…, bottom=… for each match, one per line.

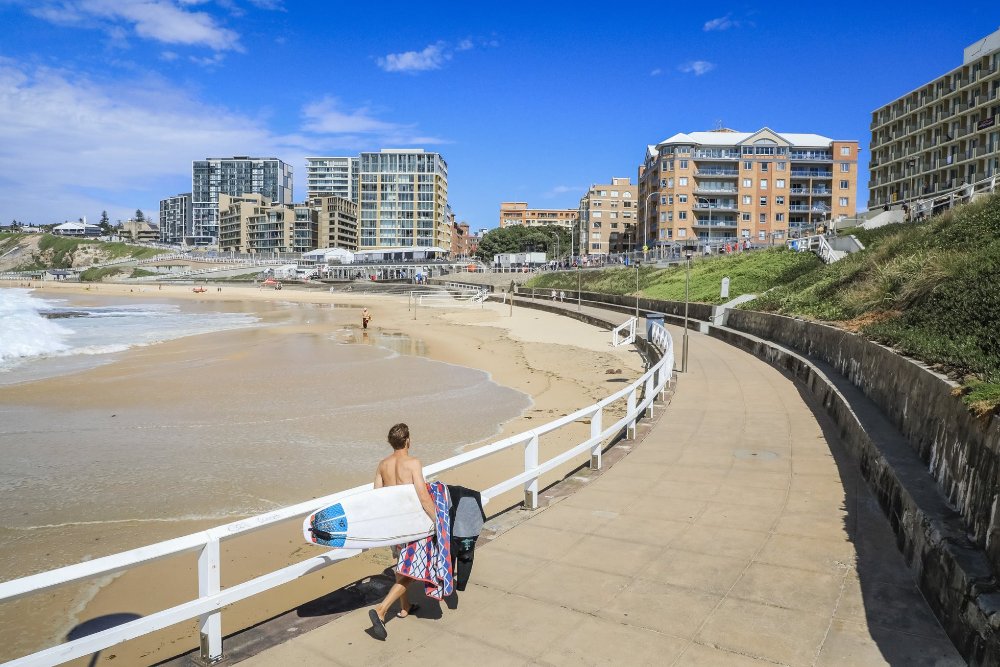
left=0, top=1, right=997, bottom=229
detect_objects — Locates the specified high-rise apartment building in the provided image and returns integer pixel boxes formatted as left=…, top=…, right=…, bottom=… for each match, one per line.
left=191, top=157, right=293, bottom=246
left=306, top=157, right=359, bottom=202
left=159, top=192, right=192, bottom=244
left=312, top=196, right=359, bottom=251
left=498, top=202, right=578, bottom=230
left=869, top=29, right=1000, bottom=209
left=639, top=128, right=858, bottom=246
left=357, top=149, right=449, bottom=249
left=578, top=178, right=638, bottom=256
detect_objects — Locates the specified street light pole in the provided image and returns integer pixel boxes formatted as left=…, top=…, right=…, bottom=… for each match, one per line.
left=682, top=249, right=692, bottom=372
left=643, top=191, right=657, bottom=262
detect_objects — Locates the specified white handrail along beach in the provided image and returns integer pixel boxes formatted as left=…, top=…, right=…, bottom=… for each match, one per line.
left=0, top=324, right=675, bottom=667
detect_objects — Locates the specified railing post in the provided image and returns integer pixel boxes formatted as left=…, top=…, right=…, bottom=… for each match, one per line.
left=645, top=375, right=656, bottom=417
left=197, top=538, right=223, bottom=664
left=627, top=389, right=637, bottom=439
left=524, top=434, right=539, bottom=510
left=590, top=407, right=603, bottom=469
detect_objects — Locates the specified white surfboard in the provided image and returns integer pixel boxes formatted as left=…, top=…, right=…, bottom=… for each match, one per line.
left=303, top=484, right=434, bottom=550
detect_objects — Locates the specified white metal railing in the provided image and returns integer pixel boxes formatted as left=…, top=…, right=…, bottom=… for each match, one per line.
left=612, top=317, right=637, bottom=347
left=0, top=324, right=674, bottom=667
left=408, top=288, right=487, bottom=311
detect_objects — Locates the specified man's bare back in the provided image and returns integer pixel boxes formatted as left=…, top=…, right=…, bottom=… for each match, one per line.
left=374, top=430, right=437, bottom=521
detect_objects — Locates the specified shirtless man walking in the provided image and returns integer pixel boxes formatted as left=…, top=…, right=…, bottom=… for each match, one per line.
left=368, top=423, right=438, bottom=640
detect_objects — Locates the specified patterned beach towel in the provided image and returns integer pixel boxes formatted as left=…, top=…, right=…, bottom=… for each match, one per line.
left=395, top=481, right=454, bottom=600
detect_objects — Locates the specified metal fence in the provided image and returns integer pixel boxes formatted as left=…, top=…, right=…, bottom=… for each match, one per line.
left=0, top=324, right=674, bottom=667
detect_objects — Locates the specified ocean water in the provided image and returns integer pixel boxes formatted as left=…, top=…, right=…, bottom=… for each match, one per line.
left=0, top=290, right=532, bottom=579
left=0, top=289, right=259, bottom=383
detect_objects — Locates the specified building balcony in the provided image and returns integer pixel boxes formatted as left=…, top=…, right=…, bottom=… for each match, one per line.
left=693, top=203, right=738, bottom=211
left=693, top=150, right=739, bottom=160
left=694, top=186, right=738, bottom=195
left=695, top=169, right=739, bottom=177
left=692, top=218, right=737, bottom=228
left=789, top=188, right=833, bottom=195
left=788, top=152, right=833, bottom=161
left=790, top=170, right=833, bottom=178
left=788, top=204, right=831, bottom=213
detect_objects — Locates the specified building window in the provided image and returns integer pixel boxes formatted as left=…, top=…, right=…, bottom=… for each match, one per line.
left=742, top=195, right=751, bottom=205
left=761, top=162, right=770, bottom=172
left=679, top=211, right=687, bottom=220
left=742, top=212, right=751, bottom=221
left=759, top=213, right=766, bottom=223
left=679, top=160, right=688, bottom=169
left=678, top=228, right=687, bottom=237
left=840, top=163, right=850, bottom=172
left=667, top=178, right=674, bottom=187
left=744, top=161, right=752, bottom=170
left=840, top=180, right=849, bottom=189
left=776, top=179, right=785, bottom=188
left=667, top=212, right=673, bottom=221
left=660, top=179, right=666, bottom=187
left=666, top=195, right=672, bottom=204
left=593, top=211, right=602, bottom=218
left=743, top=179, right=752, bottom=187
left=758, top=231, right=766, bottom=240
left=777, top=162, right=786, bottom=171
left=600, top=190, right=607, bottom=196
left=759, top=196, right=767, bottom=206
left=592, top=221, right=602, bottom=228
left=839, top=197, right=849, bottom=206
left=840, top=146, right=851, bottom=156
left=679, top=177, right=688, bottom=186
left=776, top=196, right=785, bottom=205
left=776, top=213, right=784, bottom=222
left=759, top=179, right=768, bottom=189
left=610, top=212, right=618, bottom=219
left=611, top=191, right=619, bottom=197
left=678, top=194, right=688, bottom=203
left=623, top=191, right=632, bottom=198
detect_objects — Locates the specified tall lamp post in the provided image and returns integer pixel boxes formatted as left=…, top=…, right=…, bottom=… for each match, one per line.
left=549, top=231, right=560, bottom=266
left=682, top=249, right=692, bottom=372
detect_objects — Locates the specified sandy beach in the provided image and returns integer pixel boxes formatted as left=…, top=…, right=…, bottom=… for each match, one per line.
left=0, top=281, right=644, bottom=665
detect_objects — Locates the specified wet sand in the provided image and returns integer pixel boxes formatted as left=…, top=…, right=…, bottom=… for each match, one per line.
left=0, top=281, right=645, bottom=665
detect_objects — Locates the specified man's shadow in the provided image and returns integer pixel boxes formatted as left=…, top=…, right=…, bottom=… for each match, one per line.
left=66, top=613, right=143, bottom=667
left=297, top=567, right=459, bottom=641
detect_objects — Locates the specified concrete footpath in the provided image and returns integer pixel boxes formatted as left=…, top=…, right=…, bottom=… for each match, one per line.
left=240, top=317, right=962, bottom=666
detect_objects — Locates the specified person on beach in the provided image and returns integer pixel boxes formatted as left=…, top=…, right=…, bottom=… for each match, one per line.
left=362, top=307, right=372, bottom=330
left=368, top=423, right=449, bottom=640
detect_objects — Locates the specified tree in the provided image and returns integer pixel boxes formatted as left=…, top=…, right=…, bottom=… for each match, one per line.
left=135, top=209, right=145, bottom=222
left=98, top=211, right=112, bottom=236
left=474, top=224, right=573, bottom=261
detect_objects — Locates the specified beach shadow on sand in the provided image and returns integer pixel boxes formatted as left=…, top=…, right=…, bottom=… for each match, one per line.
left=67, top=613, right=143, bottom=667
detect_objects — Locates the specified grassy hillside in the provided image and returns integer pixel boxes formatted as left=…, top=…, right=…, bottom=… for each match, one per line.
left=527, top=248, right=821, bottom=305
left=8, top=234, right=167, bottom=271
left=527, top=194, right=1000, bottom=412
left=755, top=195, right=1000, bottom=413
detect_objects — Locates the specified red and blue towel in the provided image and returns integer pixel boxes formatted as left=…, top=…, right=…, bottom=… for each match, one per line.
left=395, top=481, right=454, bottom=600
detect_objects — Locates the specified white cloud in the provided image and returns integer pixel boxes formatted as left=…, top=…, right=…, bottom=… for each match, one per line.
left=160, top=50, right=179, bottom=61
left=377, top=41, right=450, bottom=73
left=0, top=60, right=445, bottom=223
left=678, top=60, right=715, bottom=76
left=24, top=0, right=243, bottom=51
left=703, top=14, right=739, bottom=31
left=542, top=185, right=582, bottom=199
left=376, top=36, right=498, bottom=73
left=650, top=68, right=662, bottom=76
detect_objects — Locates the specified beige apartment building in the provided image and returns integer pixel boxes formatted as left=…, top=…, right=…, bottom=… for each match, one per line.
left=499, top=202, right=578, bottom=230
left=218, top=193, right=319, bottom=254
left=870, top=29, right=1000, bottom=209
left=312, top=195, right=359, bottom=251
left=639, top=128, right=858, bottom=247
left=450, top=220, right=471, bottom=258
left=577, top=178, right=638, bottom=256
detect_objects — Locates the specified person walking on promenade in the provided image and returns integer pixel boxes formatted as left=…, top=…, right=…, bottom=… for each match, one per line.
left=362, top=307, right=372, bottom=330
left=368, top=424, right=453, bottom=640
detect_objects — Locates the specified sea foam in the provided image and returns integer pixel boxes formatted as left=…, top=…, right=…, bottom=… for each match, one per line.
left=0, top=289, right=72, bottom=366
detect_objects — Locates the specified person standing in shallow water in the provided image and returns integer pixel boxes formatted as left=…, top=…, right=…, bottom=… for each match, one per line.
left=368, top=423, right=438, bottom=640
left=362, top=307, right=372, bottom=330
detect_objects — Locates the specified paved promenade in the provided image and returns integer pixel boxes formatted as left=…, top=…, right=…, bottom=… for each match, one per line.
left=241, top=317, right=962, bottom=666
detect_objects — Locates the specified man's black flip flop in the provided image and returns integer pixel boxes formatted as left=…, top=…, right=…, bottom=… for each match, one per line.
left=368, top=609, right=387, bottom=640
